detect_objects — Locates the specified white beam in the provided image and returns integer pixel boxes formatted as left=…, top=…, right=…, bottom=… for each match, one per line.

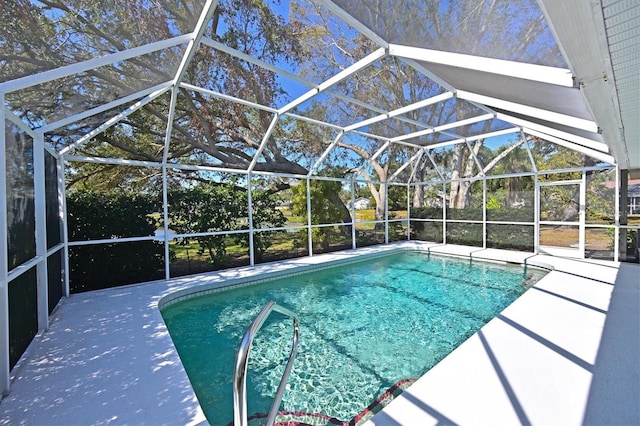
left=64, top=155, right=162, bottom=168
left=351, top=140, right=391, bottom=177
left=458, top=90, right=598, bottom=133
left=495, top=111, right=608, bottom=153
left=247, top=114, right=280, bottom=172
left=56, top=155, right=69, bottom=297
left=344, top=92, right=454, bottom=132
left=173, top=0, right=219, bottom=85
left=391, top=113, right=494, bottom=143
left=425, top=138, right=466, bottom=150
left=0, top=94, right=10, bottom=396
left=524, top=127, right=616, bottom=165
left=204, top=39, right=430, bottom=133
left=424, top=149, right=445, bottom=181
left=59, top=85, right=170, bottom=155
left=38, top=82, right=172, bottom=134
left=523, top=130, right=538, bottom=173
left=389, top=148, right=424, bottom=182
left=465, top=139, right=485, bottom=176
left=319, top=48, right=386, bottom=92
left=393, top=139, right=425, bottom=149
left=181, top=83, right=278, bottom=114
left=389, top=44, right=574, bottom=87
left=308, top=131, right=344, bottom=176
left=2, top=107, right=39, bottom=139
left=0, top=34, right=194, bottom=93
left=315, top=0, right=389, bottom=48
left=277, top=48, right=386, bottom=114
left=284, top=113, right=344, bottom=131
left=199, top=40, right=435, bottom=135
left=33, top=135, right=48, bottom=331
left=369, top=140, right=391, bottom=162
left=162, top=88, right=179, bottom=280
left=202, top=38, right=317, bottom=89
left=351, top=129, right=394, bottom=142
left=465, top=127, right=521, bottom=143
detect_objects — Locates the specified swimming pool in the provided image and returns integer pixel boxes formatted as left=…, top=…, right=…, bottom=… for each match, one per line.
left=161, top=251, right=546, bottom=425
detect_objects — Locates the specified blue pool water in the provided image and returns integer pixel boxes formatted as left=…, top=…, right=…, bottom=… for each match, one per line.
left=161, top=251, right=546, bottom=425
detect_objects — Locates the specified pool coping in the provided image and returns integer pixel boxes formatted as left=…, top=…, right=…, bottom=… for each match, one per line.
left=0, top=242, right=638, bottom=425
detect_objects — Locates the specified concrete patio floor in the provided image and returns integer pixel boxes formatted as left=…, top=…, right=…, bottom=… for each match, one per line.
left=1, top=242, right=638, bottom=425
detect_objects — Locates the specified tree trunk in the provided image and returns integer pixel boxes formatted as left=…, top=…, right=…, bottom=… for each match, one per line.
left=369, top=181, right=387, bottom=229
left=412, top=160, right=425, bottom=208
left=328, top=191, right=352, bottom=235
left=449, top=142, right=481, bottom=209
left=413, top=184, right=424, bottom=208
left=507, top=177, right=520, bottom=207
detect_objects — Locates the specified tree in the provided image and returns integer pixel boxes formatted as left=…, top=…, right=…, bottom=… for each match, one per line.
left=291, top=178, right=344, bottom=250
left=168, top=183, right=245, bottom=265
left=168, top=180, right=286, bottom=264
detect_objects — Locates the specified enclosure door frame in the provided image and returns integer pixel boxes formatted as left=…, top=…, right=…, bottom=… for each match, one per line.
left=535, top=178, right=586, bottom=258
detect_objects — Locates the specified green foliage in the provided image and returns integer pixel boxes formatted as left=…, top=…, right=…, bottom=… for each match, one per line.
left=388, top=185, right=408, bottom=211
left=487, top=225, right=535, bottom=251
left=411, top=207, right=443, bottom=220
left=291, top=179, right=344, bottom=250
left=486, top=196, right=501, bottom=210
left=66, top=190, right=163, bottom=292
left=168, top=183, right=244, bottom=266
left=248, top=188, right=287, bottom=261
left=167, top=182, right=286, bottom=264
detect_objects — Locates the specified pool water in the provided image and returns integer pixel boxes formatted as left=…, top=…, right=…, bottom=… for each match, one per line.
left=161, top=251, right=546, bottom=425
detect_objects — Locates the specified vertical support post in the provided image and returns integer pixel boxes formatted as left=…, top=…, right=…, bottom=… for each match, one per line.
left=523, top=132, right=537, bottom=173
left=59, top=155, right=70, bottom=297
left=442, top=181, right=447, bottom=244
left=406, top=182, right=411, bottom=241
left=534, top=174, right=540, bottom=254
left=579, top=170, right=586, bottom=258
left=384, top=181, right=389, bottom=244
left=350, top=176, right=356, bottom=250
left=482, top=177, right=487, bottom=249
left=161, top=87, right=178, bottom=281
left=306, top=178, right=313, bottom=256
left=33, top=134, right=48, bottom=330
left=617, top=168, right=628, bottom=262
left=0, top=94, right=11, bottom=396
left=247, top=174, right=255, bottom=266
left=161, top=164, right=170, bottom=280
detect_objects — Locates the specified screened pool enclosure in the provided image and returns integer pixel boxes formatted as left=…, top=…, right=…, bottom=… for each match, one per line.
left=1, top=0, right=638, bottom=398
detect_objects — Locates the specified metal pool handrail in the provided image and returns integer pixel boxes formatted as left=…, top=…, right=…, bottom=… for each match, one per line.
left=233, top=301, right=300, bottom=426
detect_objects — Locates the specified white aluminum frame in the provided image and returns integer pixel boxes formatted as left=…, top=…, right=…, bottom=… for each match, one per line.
left=388, top=44, right=575, bottom=87
left=536, top=179, right=585, bottom=257
left=0, top=93, right=10, bottom=396
left=0, top=34, right=194, bottom=94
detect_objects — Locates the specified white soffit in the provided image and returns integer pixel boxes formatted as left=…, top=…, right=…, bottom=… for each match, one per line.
left=494, top=109, right=608, bottom=153
left=416, top=61, right=597, bottom=131
left=538, top=0, right=640, bottom=170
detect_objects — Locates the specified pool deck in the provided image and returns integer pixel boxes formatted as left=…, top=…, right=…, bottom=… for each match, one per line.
left=1, top=242, right=638, bottom=425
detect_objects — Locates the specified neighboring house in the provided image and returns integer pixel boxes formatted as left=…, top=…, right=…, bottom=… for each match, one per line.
left=351, top=197, right=370, bottom=210
left=629, top=183, right=640, bottom=214
left=604, top=179, right=640, bottom=214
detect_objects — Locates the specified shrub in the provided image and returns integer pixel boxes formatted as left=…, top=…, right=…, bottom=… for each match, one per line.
left=66, top=191, right=163, bottom=292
